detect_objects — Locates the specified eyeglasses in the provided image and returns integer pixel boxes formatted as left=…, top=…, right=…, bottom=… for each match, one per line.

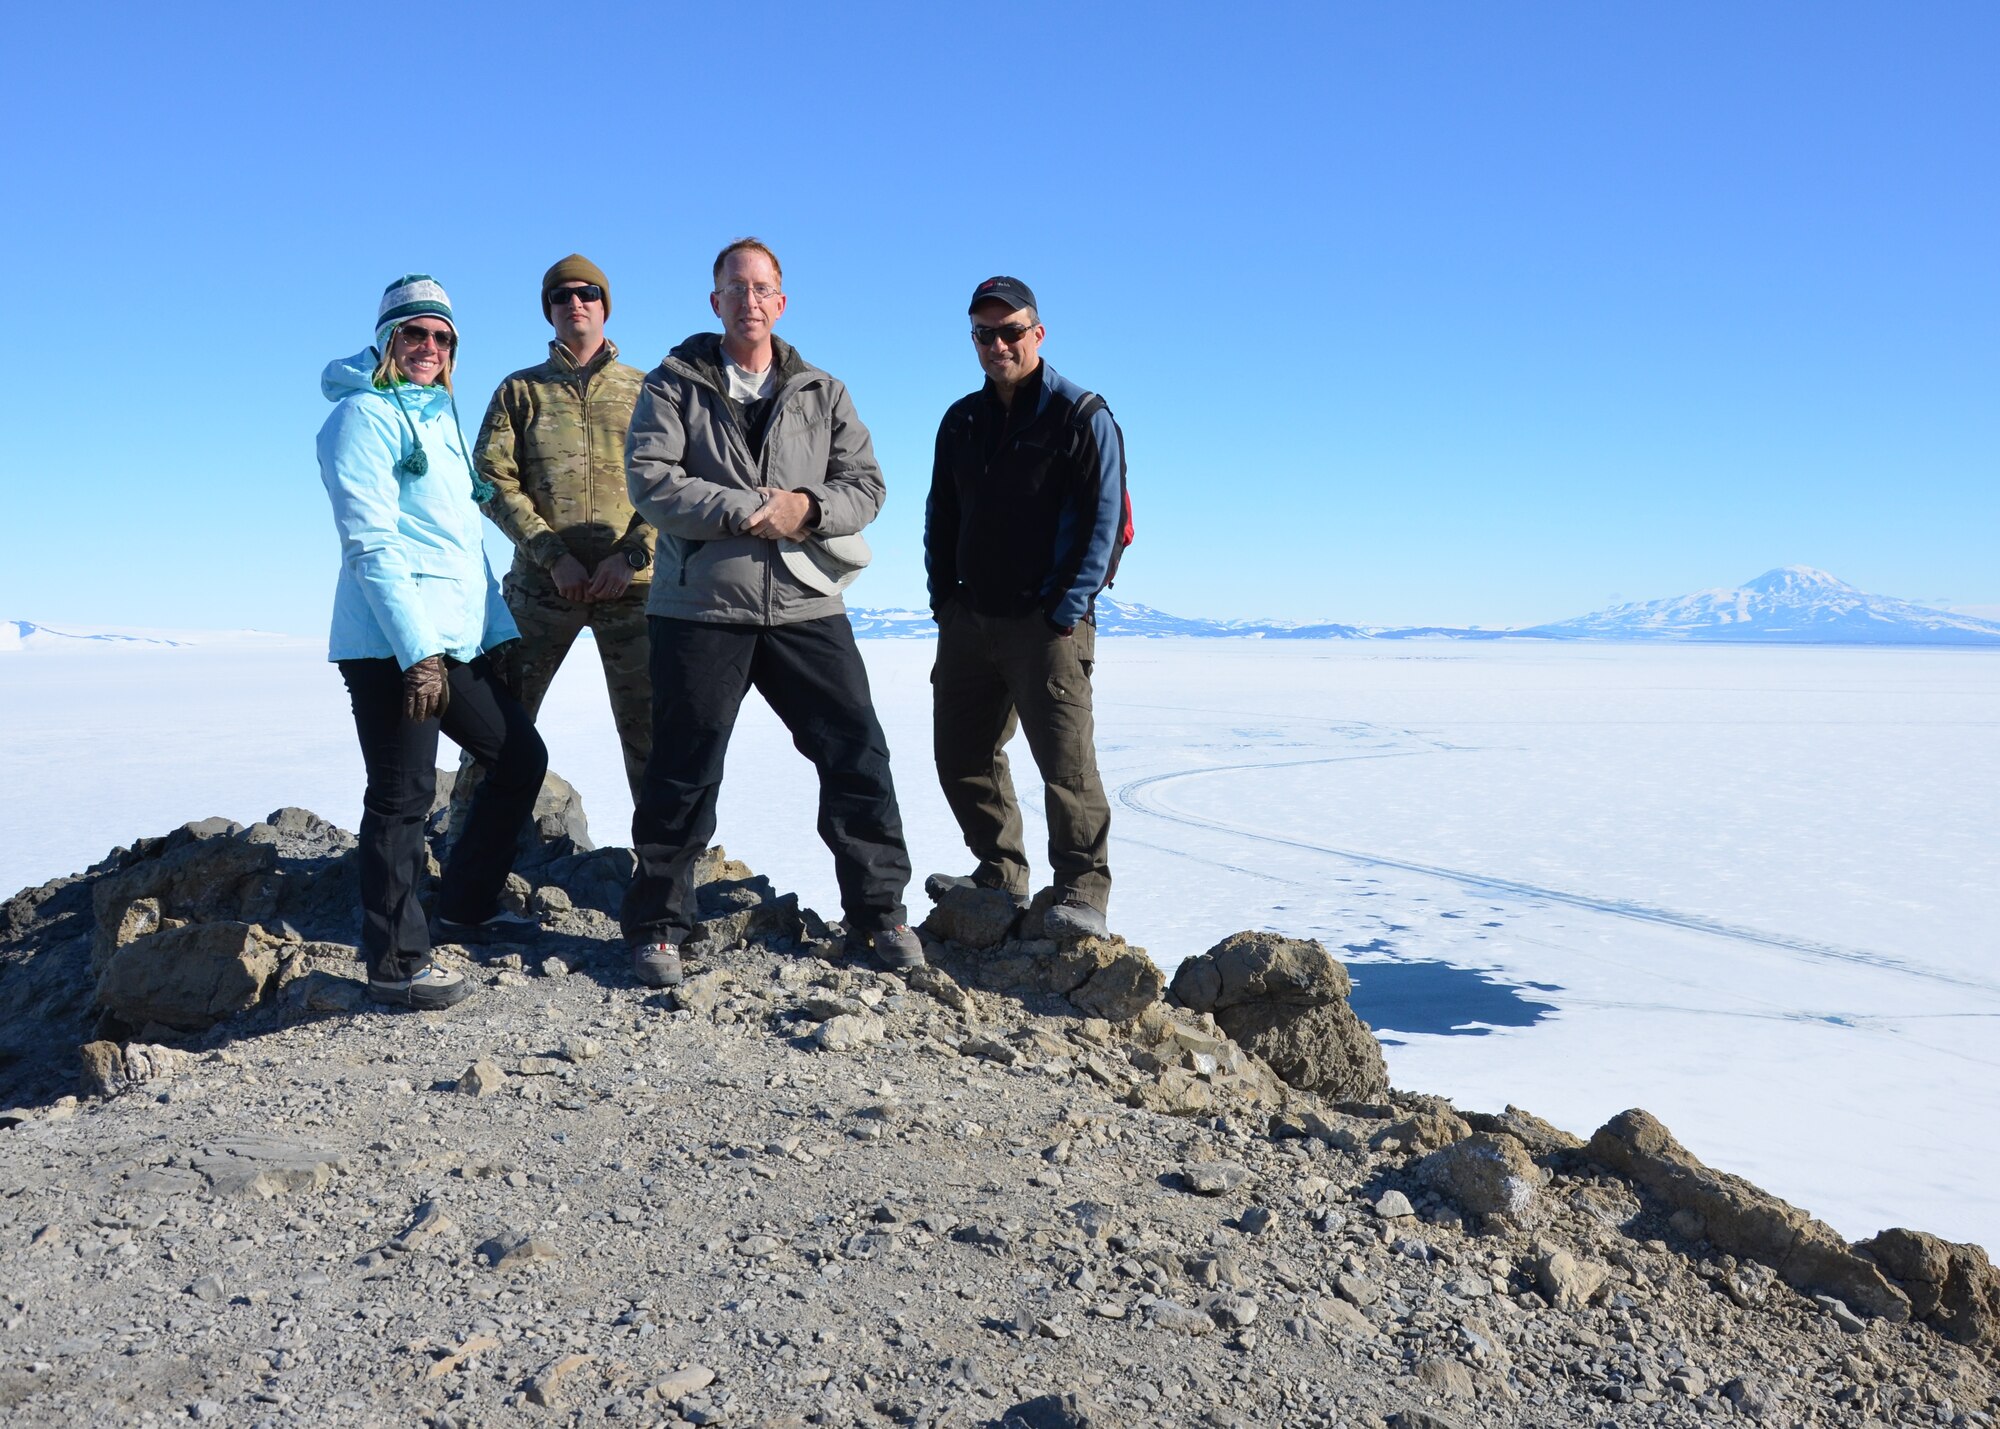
left=396, top=325, right=456, bottom=351
left=716, top=282, right=781, bottom=303
left=547, top=284, right=603, bottom=307
left=972, top=323, right=1035, bottom=347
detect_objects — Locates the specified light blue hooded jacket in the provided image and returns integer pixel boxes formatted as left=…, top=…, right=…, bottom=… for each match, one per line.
left=316, top=349, right=517, bottom=668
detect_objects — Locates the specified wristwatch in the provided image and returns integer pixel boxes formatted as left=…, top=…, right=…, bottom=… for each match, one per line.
left=623, top=548, right=651, bottom=571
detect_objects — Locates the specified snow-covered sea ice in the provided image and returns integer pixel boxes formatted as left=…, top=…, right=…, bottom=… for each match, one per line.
left=3, top=631, right=1994, bottom=1252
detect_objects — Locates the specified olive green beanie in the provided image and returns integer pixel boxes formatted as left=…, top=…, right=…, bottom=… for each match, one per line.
left=541, top=254, right=612, bottom=320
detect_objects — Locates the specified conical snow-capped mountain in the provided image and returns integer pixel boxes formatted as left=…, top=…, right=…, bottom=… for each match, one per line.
left=1530, top=567, right=2000, bottom=645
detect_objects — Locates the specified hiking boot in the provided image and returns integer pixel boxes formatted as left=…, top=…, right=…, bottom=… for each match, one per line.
left=1043, top=898, right=1108, bottom=940
left=867, top=925, right=927, bottom=972
left=431, top=908, right=542, bottom=945
left=923, top=872, right=1029, bottom=910
left=631, top=941, right=684, bottom=988
left=368, top=963, right=472, bottom=1011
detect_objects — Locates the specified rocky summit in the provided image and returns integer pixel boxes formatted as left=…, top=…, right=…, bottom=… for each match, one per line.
left=1, top=778, right=1997, bottom=1428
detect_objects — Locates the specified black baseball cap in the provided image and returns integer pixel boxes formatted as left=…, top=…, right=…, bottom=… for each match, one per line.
left=967, top=275, right=1038, bottom=315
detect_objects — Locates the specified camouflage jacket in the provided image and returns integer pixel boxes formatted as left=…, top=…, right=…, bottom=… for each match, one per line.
left=474, top=339, right=653, bottom=584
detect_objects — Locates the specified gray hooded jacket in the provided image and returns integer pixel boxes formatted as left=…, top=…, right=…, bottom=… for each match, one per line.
left=626, top=333, right=886, bottom=625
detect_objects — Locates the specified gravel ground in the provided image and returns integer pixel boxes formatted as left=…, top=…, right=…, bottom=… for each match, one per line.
left=1, top=824, right=1996, bottom=1428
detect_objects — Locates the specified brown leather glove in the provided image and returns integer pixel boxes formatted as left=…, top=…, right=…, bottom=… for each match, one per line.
left=402, top=655, right=450, bottom=722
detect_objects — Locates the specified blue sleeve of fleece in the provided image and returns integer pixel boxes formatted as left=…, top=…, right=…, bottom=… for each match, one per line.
left=1046, top=404, right=1125, bottom=630
left=318, top=399, right=442, bottom=670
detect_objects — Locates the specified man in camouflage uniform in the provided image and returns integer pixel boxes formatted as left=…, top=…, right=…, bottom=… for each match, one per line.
left=450, top=255, right=652, bottom=824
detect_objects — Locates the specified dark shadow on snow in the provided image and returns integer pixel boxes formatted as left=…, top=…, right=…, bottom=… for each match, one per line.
left=1346, top=959, right=1559, bottom=1043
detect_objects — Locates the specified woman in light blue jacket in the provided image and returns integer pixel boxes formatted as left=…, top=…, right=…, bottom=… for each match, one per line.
left=318, top=275, right=548, bottom=1010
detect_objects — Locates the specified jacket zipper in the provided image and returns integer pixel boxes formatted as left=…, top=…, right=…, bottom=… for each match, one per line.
left=665, top=356, right=814, bottom=615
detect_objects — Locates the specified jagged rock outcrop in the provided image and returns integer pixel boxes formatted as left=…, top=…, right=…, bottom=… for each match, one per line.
left=1169, top=930, right=1389, bottom=1101
left=0, top=776, right=585, bottom=1105
left=90, top=818, right=286, bottom=973
left=1464, top=1103, right=1585, bottom=1157
left=1588, top=1107, right=1912, bottom=1322
left=1856, top=1227, right=2000, bottom=1358
left=923, top=885, right=1164, bottom=1027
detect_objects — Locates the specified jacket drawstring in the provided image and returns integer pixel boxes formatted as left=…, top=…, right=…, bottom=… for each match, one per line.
left=386, top=380, right=430, bottom=477
left=387, top=378, right=494, bottom=503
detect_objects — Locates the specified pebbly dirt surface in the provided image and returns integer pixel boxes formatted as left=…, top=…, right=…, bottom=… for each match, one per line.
left=1, top=808, right=1995, bottom=1429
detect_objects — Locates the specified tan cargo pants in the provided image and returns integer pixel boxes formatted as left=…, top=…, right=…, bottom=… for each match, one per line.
left=931, top=601, right=1111, bottom=910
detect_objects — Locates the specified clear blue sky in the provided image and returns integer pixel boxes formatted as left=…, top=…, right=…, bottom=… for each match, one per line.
left=1, top=3, right=1992, bottom=630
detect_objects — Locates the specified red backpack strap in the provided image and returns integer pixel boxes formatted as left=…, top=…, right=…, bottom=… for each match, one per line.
left=1068, top=391, right=1133, bottom=584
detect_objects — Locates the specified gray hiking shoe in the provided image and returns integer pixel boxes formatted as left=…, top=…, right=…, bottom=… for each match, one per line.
left=923, top=872, right=1029, bottom=910
left=1043, top=898, right=1108, bottom=940
left=631, top=941, right=684, bottom=988
left=868, top=925, right=927, bottom=972
left=368, top=963, right=472, bottom=1011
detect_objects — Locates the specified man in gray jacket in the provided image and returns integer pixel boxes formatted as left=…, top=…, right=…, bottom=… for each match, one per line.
left=621, top=237, right=921, bottom=986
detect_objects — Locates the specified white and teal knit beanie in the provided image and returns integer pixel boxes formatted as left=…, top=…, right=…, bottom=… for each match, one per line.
left=375, top=274, right=456, bottom=349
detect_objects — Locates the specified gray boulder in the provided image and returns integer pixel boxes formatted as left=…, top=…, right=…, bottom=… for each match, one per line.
left=91, top=821, right=280, bottom=973
left=921, top=883, right=1021, bottom=951
left=693, top=874, right=800, bottom=949
left=1170, top=931, right=1386, bottom=1101
left=1054, top=937, right=1164, bottom=1023
left=1169, top=930, right=1349, bottom=1012
left=96, top=920, right=279, bottom=1032
left=1415, top=1132, right=1541, bottom=1228
left=433, top=767, right=594, bottom=863
left=1213, top=997, right=1387, bottom=1102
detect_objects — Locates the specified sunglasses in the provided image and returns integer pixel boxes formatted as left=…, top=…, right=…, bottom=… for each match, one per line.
left=972, top=323, right=1035, bottom=346
left=396, top=325, right=456, bottom=350
left=547, top=284, right=604, bottom=306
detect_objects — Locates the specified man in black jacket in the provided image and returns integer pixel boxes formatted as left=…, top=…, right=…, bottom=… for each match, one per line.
left=924, top=276, right=1126, bottom=939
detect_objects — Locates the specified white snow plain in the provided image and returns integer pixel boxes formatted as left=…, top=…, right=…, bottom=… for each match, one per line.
left=3, top=633, right=1996, bottom=1253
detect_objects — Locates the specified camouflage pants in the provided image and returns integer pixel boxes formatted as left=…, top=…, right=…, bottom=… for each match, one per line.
left=448, top=575, right=651, bottom=835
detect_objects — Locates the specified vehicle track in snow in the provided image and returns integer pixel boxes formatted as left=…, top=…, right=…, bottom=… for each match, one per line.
left=1113, top=751, right=2000, bottom=997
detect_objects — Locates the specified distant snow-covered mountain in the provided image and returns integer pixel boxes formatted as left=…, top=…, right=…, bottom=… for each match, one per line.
left=849, top=572, right=2000, bottom=646
left=2, top=620, right=191, bottom=652
left=0, top=621, right=311, bottom=653
left=1527, top=567, right=2000, bottom=646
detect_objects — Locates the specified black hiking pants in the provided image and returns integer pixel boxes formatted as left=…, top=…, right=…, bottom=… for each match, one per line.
left=622, top=614, right=912, bottom=945
left=339, top=655, right=547, bottom=981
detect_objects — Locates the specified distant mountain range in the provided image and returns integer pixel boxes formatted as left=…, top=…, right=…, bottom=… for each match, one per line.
left=10, top=569, right=1999, bottom=652
left=852, top=568, right=2000, bottom=646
